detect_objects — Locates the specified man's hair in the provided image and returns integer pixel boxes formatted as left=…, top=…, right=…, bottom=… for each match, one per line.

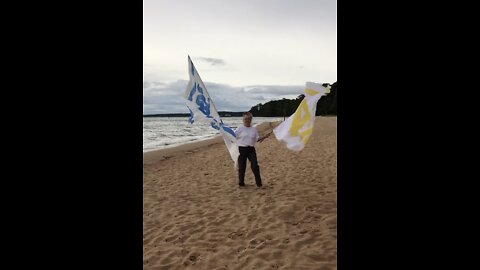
left=243, top=112, right=253, bottom=118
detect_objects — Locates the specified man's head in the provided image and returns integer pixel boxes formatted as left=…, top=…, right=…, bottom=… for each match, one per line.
left=243, top=112, right=253, bottom=127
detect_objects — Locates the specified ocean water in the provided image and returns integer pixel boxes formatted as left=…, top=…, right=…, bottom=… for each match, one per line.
left=143, top=117, right=284, bottom=152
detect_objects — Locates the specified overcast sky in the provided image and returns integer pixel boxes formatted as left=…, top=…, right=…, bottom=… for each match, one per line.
left=144, top=0, right=336, bottom=114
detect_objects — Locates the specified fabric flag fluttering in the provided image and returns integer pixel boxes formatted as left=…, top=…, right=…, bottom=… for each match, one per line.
left=273, top=81, right=329, bottom=151
left=183, top=56, right=239, bottom=167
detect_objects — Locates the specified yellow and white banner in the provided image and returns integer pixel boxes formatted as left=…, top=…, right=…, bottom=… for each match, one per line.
left=273, top=82, right=329, bottom=151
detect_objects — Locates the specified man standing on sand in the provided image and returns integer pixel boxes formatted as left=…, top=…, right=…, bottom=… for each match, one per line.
left=234, top=112, right=270, bottom=188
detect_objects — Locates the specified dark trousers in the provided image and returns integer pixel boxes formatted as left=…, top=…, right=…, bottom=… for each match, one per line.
left=238, top=146, right=262, bottom=186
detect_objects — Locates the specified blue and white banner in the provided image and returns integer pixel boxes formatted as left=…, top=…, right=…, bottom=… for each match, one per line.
left=183, top=56, right=239, bottom=168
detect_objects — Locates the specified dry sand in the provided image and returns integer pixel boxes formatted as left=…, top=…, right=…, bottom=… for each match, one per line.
left=143, top=117, right=337, bottom=270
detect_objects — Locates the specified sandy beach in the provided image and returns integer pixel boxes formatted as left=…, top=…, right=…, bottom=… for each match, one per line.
left=143, top=116, right=337, bottom=270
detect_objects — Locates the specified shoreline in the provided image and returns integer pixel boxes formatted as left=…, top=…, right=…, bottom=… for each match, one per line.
left=143, top=121, right=280, bottom=165
left=143, top=134, right=219, bottom=153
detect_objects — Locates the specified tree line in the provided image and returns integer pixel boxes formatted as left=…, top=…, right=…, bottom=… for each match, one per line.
left=249, top=81, right=337, bottom=117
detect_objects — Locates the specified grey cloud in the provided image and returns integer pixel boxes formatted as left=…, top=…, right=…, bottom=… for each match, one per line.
left=243, top=85, right=303, bottom=95
left=144, top=80, right=188, bottom=95
left=143, top=80, right=189, bottom=114
left=144, top=81, right=166, bottom=89
left=195, top=57, right=226, bottom=66
left=249, top=95, right=267, bottom=101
